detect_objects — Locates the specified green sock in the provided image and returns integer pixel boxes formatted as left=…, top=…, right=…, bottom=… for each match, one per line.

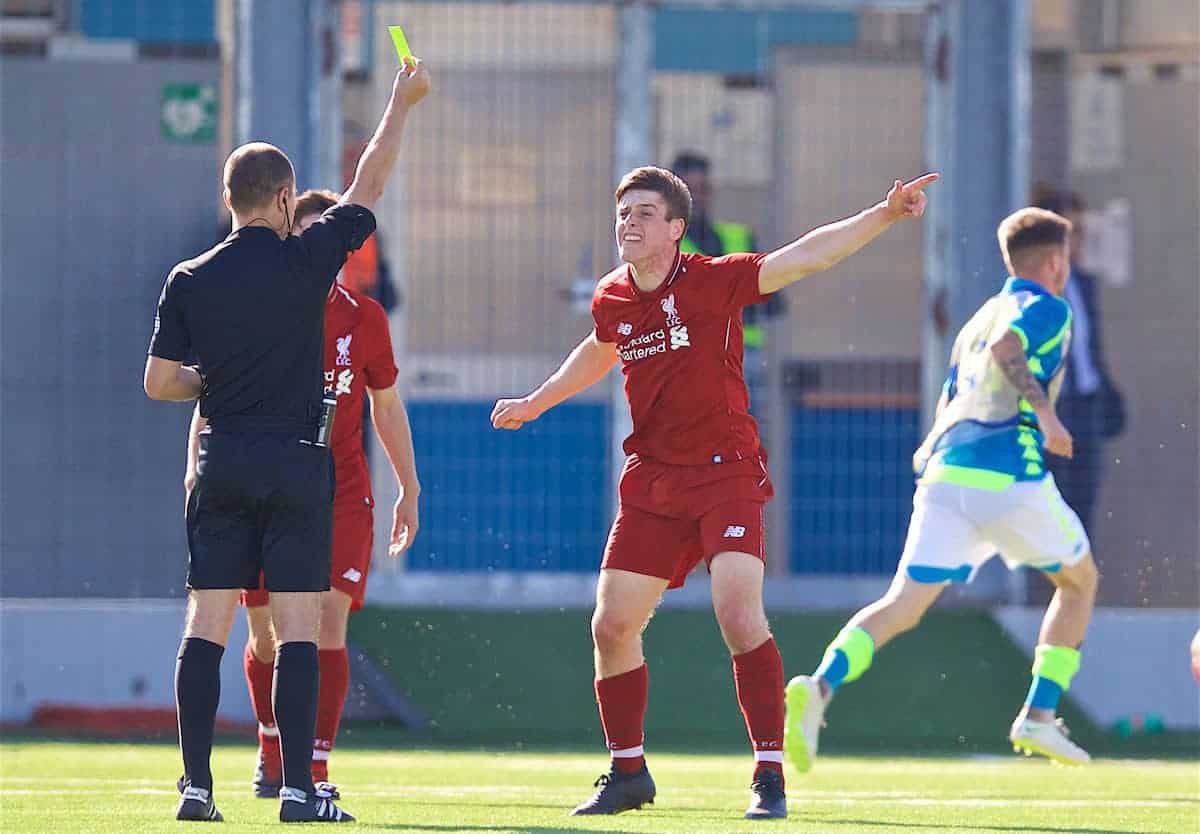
left=1024, top=644, right=1080, bottom=712
left=814, top=626, right=875, bottom=692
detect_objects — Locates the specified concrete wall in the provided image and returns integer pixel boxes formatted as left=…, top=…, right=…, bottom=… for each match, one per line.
left=0, top=57, right=221, bottom=599
left=0, top=599, right=252, bottom=723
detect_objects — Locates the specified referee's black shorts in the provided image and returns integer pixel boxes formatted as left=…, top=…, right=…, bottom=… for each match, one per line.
left=186, top=423, right=334, bottom=593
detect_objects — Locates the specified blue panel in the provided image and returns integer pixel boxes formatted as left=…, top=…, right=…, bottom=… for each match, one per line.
left=906, top=564, right=973, bottom=584
left=79, top=0, right=215, bottom=44
left=655, top=7, right=857, bottom=74
left=407, top=402, right=609, bottom=573
left=789, top=407, right=920, bottom=575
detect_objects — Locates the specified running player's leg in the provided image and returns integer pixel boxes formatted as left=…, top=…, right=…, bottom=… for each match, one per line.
left=1192, top=630, right=1200, bottom=683
left=786, top=483, right=982, bottom=773
left=1022, top=553, right=1098, bottom=723
left=312, top=589, right=354, bottom=785
left=241, top=593, right=280, bottom=797
left=991, top=477, right=1097, bottom=764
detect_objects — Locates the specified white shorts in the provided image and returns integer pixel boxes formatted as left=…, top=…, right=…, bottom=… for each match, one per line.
left=899, top=474, right=1090, bottom=584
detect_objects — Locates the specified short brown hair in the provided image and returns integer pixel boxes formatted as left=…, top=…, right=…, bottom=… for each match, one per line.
left=223, top=142, right=295, bottom=214
left=614, top=166, right=692, bottom=227
left=294, top=188, right=340, bottom=227
left=997, top=207, right=1072, bottom=273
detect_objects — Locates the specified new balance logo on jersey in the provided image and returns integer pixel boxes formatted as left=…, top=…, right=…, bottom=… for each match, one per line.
left=617, top=322, right=633, bottom=336
left=341, top=568, right=362, bottom=583
left=336, top=334, right=352, bottom=366
left=723, top=525, right=747, bottom=538
left=335, top=368, right=354, bottom=396
left=670, top=325, right=690, bottom=350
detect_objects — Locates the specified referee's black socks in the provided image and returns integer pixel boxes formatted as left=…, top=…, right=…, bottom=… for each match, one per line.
left=274, top=641, right=320, bottom=794
left=175, top=637, right=225, bottom=792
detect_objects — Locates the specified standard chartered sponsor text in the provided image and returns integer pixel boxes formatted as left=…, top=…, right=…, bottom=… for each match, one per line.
left=619, top=329, right=668, bottom=362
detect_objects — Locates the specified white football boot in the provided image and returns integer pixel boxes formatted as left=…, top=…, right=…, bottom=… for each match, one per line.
left=784, top=675, right=826, bottom=773
left=1009, top=716, right=1091, bottom=765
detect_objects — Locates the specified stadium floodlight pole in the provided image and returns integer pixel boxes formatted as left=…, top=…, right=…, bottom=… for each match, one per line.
left=309, top=0, right=343, bottom=195
left=609, top=0, right=654, bottom=521
left=1005, top=0, right=1032, bottom=607
left=234, top=0, right=340, bottom=191
left=920, top=1, right=954, bottom=439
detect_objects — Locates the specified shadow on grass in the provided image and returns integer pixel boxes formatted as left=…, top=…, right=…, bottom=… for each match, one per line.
left=827, top=819, right=1175, bottom=834
left=370, top=828, right=621, bottom=834
left=2, top=723, right=1197, bottom=760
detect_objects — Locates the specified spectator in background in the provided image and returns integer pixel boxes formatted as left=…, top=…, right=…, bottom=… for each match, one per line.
left=1033, top=188, right=1126, bottom=533
left=671, top=152, right=786, bottom=413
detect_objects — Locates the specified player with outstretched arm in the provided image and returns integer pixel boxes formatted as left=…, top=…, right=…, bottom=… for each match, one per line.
left=784, top=207, right=1101, bottom=775
left=492, top=166, right=935, bottom=820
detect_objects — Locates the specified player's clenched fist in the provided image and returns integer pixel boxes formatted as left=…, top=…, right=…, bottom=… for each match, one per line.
left=491, top=397, right=540, bottom=431
left=392, top=56, right=430, bottom=108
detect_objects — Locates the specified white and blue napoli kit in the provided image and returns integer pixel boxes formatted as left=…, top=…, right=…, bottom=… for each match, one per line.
left=900, top=277, right=1091, bottom=583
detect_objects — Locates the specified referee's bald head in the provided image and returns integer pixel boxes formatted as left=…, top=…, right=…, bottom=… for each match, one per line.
left=223, top=142, right=296, bottom=214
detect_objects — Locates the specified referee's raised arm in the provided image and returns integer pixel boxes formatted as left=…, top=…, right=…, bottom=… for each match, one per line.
left=342, top=57, right=430, bottom=211
left=293, top=57, right=430, bottom=291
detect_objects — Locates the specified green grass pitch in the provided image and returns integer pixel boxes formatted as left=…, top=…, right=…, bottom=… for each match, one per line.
left=1, top=740, right=1195, bottom=833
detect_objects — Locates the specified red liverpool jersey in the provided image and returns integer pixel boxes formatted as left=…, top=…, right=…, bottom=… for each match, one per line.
left=323, top=284, right=398, bottom=505
left=591, top=251, right=770, bottom=466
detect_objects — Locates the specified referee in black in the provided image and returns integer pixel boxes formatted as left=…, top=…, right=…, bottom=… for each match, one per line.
left=144, top=58, right=430, bottom=824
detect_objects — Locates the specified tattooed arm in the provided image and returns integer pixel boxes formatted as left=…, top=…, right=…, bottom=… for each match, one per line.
left=991, top=330, right=1073, bottom=458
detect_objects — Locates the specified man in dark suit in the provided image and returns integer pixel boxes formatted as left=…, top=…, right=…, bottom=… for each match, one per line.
left=1035, top=190, right=1125, bottom=533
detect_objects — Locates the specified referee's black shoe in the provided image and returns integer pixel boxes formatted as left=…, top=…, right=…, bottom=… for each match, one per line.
left=279, top=785, right=355, bottom=823
left=570, top=765, right=656, bottom=815
left=175, top=782, right=224, bottom=822
left=744, top=769, right=787, bottom=820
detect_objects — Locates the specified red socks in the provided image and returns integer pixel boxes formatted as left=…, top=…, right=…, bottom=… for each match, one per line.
left=246, top=642, right=351, bottom=784
left=312, top=648, right=349, bottom=783
left=243, top=641, right=281, bottom=780
left=595, top=664, right=648, bottom=774
left=733, top=638, right=785, bottom=784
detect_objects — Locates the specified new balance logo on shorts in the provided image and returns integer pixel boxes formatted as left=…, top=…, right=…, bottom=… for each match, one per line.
left=723, top=525, right=747, bottom=538
left=341, top=568, right=362, bottom=583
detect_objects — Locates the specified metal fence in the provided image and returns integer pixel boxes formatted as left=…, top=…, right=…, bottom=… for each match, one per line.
left=0, top=0, right=1196, bottom=607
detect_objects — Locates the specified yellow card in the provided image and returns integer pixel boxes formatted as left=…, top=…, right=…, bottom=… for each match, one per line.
left=388, top=25, right=413, bottom=61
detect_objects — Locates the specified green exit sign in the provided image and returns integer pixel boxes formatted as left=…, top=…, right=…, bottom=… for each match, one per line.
left=161, top=82, right=217, bottom=143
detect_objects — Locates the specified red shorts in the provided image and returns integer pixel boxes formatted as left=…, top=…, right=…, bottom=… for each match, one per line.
left=602, top=454, right=773, bottom=589
left=241, top=497, right=375, bottom=611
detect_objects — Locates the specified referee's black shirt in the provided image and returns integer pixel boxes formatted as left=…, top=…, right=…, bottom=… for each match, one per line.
left=148, top=204, right=376, bottom=426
